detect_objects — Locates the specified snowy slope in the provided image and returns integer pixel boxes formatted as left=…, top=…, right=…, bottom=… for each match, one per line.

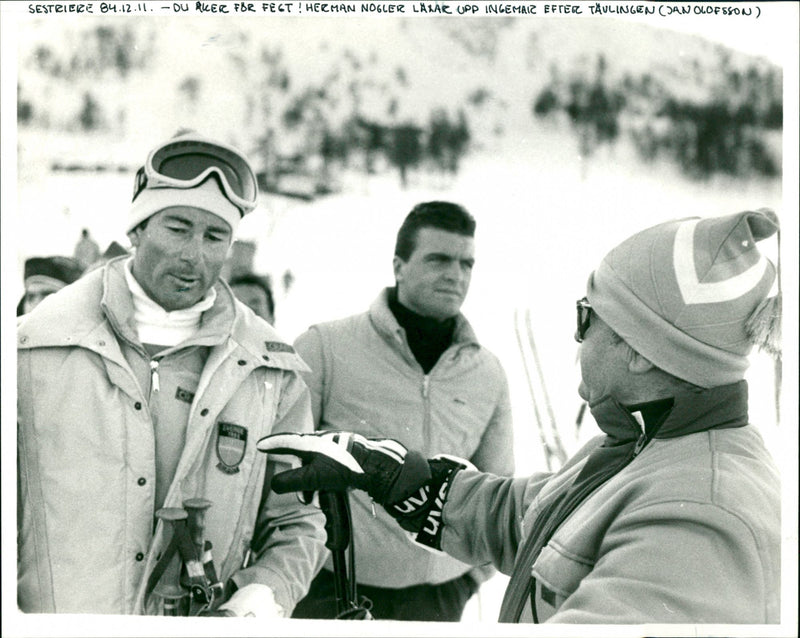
left=15, top=14, right=779, bottom=156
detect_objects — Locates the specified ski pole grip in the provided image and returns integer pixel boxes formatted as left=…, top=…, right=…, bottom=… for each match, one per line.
left=318, top=491, right=351, bottom=552
left=153, top=507, right=190, bottom=615
left=183, top=497, right=212, bottom=551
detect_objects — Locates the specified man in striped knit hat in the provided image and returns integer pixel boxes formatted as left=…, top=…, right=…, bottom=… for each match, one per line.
left=260, top=208, right=782, bottom=624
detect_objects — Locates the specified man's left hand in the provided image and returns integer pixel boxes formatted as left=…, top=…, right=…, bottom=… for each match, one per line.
left=256, top=431, right=432, bottom=506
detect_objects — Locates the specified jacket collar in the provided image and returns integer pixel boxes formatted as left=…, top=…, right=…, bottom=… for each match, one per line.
left=100, top=257, right=234, bottom=352
left=589, top=380, right=749, bottom=445
left=368, top=287, right=479, bottom=347
left=18, top=257, right=308, bottom=372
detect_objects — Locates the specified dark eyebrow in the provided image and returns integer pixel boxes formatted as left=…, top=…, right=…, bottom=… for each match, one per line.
left=163, top=214, right=192, bottom=226
left=163, top=214, right=230, bottom=236
left=424, top=252, right=474, bottom=264
left=206, top=224, right=231, bottom=236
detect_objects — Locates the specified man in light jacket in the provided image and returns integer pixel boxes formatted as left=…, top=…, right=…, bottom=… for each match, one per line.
left=290, top=201, right=515, bottom=621
left=17, top=131, right=327, bottom=616
left=260, top=208, right=782, bottom=624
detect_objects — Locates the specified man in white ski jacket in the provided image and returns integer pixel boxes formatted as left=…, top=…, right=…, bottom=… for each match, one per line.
left=291, top=201, right=515, bottom=621
left=17, top=132, right=327, bottom=616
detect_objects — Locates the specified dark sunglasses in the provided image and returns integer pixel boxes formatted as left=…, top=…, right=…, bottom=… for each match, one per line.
left=575, top=297, right=592, bottom=343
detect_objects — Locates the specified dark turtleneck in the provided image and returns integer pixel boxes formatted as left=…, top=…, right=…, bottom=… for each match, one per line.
left=388, top=287, right=456, bottom=374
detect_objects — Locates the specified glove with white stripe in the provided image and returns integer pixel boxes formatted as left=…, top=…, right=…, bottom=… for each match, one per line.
left=256, top=431, right=467, bottom=547
left=256, top=431, right=432, bottom=505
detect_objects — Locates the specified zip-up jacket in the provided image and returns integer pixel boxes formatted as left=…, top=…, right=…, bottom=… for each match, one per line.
left=437, top=382, right=781, bottom=623
left=17, top=257, right=327, bottom=614
left=294, top=288, right=515, bottom=588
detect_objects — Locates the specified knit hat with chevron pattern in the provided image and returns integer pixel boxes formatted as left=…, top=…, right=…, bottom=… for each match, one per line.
left=586, top=209, right=779, bottom=388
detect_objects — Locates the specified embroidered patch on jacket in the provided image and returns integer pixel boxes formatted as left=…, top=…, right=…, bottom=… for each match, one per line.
left=264, top=341, right=294, bottom=353
left=175, top=387, right=195, bottom=405
left=216, top=422, right=247, bottom=474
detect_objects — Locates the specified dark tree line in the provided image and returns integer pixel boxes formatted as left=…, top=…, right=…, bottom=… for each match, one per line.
left=533, top=53, right=782, bottom=179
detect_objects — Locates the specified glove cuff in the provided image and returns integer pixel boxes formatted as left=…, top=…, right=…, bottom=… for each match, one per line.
left=380, top=449, right=432, bottom=504
left=386, top=456, right=466, bottom=550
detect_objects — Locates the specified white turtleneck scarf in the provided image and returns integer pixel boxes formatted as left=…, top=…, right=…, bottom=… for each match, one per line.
left=124, top=258, right=216, bottom=347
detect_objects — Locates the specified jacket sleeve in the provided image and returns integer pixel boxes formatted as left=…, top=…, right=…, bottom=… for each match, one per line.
left=544, top=500, right=777, bottom=623
left=439, top=470, right=552, bottom=576
left=468, top=362, right=515, bottom=476
left=230, top=370, right=327, bottom=614
left=464, top=364, right=515, bottom=586
left=292, top=327, right=325, bottom=427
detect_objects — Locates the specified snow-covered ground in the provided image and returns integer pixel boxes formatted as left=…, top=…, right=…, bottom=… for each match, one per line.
left=12, top=127, right=789, bottom=625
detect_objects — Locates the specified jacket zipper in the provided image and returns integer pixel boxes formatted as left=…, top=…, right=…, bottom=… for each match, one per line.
left=150, top=359, right=160, bottom=394
left=422, top=374, right=431, bottom=457
left=632, top=432, right=648, bottom=457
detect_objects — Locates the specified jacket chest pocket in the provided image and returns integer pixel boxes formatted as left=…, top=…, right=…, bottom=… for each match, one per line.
left=197, top=371, right=279, bottom=488
left=531, top=544, right=593, bottom=621
left=181, top=373, right=279, bottom=565
left=430, top=386, right=495, bottom=454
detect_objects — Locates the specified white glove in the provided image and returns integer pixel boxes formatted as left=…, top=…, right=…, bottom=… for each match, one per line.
left=217, top=584, right=285, bottom=618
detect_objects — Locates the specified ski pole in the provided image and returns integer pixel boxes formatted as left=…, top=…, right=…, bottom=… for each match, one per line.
left=523, top=307, right=567, bottom=466
left=182, top=498, right=216, bottom=612
left=514, top=308, right=561, bottom=471
left=318, top=490, right=352, bottom=617
left=152, top=507, right=191, bottom=616
left=317, top=490, right=373, bottom=619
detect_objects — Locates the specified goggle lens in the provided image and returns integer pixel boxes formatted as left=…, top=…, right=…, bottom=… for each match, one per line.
left=157, top=153, right=247, bottom=198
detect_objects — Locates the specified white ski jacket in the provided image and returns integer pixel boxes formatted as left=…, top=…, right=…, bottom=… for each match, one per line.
left=17, top=258, right=327, bottom=614
left=294, top=288, right=515, bottom=589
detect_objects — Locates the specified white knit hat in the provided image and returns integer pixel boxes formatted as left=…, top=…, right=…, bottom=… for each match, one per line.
left=127, top=178, right=242, bottom=234
left=587, top=209, right=779, bottom=387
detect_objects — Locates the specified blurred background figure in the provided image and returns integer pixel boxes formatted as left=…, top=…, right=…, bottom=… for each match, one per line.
left=16, top=255, right=84, bottom=316
left=73, top=228, right=101, bottom=270
left=229, top=272, right=276, bottom=325
left=282, top=269, right=295, bottom=295
left=83, top=240, right=130, bottom=274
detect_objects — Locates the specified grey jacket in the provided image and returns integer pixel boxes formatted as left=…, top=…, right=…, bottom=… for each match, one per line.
left=440, top=388, right=780, bottom=623
left=294, top=288, right=515, bottom=588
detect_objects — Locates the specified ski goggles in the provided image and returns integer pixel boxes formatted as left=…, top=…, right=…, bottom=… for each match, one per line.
left=132, top=135, right=258, bottom=214
left=575, top=297, right=592, bottom=343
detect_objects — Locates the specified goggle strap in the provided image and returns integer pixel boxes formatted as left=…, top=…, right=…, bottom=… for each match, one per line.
left=133, top=166, right=148, bottom=202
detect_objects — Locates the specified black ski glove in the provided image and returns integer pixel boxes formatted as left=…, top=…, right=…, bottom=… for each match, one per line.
left=256, top=431, right=467, bottom=549
left=256, top=431, right=430, bottom=504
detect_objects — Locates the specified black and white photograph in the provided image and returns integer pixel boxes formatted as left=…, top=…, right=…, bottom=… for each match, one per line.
left=2, top=1, right=797, bottom=637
